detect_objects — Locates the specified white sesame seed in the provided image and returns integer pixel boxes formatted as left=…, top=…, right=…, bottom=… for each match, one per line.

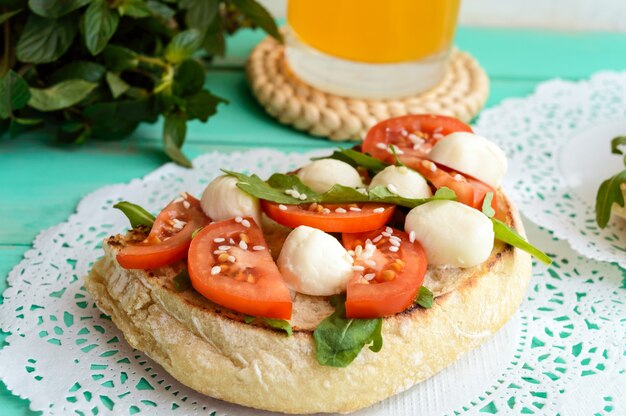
left=389, top=235, right=401, bottom=242
left=430, top=162, right=437, bottom=172
left=433, top=126, right=443, bottom=133
left=213, top=250, right=225, bottom=255
left=214, top=237, right=225, bottom=243
left=171, top=218, right=186, bottom=230
left=180, top=192, right=188, bottom=199
left=335, top=207, right=347, bottom=213
left=322, top=208, right=331, bottom=214
left=239, top=240, right=248, bottom=250
left=372, top=235, right=383, bottom=243
left=355, top=245, right=363, bottom=256
left=376, top=143, right=387, bottom=150
left=432, top=133, right=444, bottom=140
left=390, top=239, right=401, bottom=247
left=229, top=238, right=235, bottom=245
left=389, top=246, right=399, bottom=252
left=387, top=184, right=398, bottom=194
left=235, top=216, right=243, bottom=223
left=400, top=129, right=408, bottom=136
left=241, top=219, right=251, bottom=228
left=252, top=245, right=265, bottom=251
left=218, top=245, right=231, bottom=251
left=373, top=207, right=385, bottom=213
left=454, top=173, right=465, bottom=182
left=365, top=259, right=376, bottom=267
left=364, top=273, right=376, bottom=281
left=279, top=204, right=287, bottom=211
left=211, top=266, right=221, bottom=275
left=183, top=201, right=190, bottom=209
left=409, top=231, right=416, bottom=243
left=413, top=143, right=424, bottom=150
left=381, top=232, right=391, bottom=237
left=347, top=250, right=355, bottom=257
left=227, top=255, right=236, bottom=263
left=385, top=226, right=393, bottom=233
left=299, top=193, right=307, bottom=200
left=352, top=265, right=365, bottom=272
left=365, top=239, right=372, bottom=245
left=349, top=206, right=362, bottom=212
left=173, top=197, right=184, bottom=204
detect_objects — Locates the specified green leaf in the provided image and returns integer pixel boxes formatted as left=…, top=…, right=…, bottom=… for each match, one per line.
left=243, top=316, right=293, bottom=336
left=50, top=61, right=107, bottom=84
left=318, top=184, right=369, bottom=204
left=83, top=0, right=120, bottom=55
left=223, top=170, right=309, bottom=204
left=113, top=201, right=155, bottom=228
left=267, top=173, right=317, bottom=198
left=185, top=90, right=225, bottom=122
left=163, top=114, right=192, bottom=167
left=118, top=0, right=152, bottom=17
left=16, top=14, right=78, bottom=63
left=102, top=45, right=139, bottom=71
left=28, top=0, right=91, bottom=18
left=145, top=0, right=175, bottom=19
left=164, top=29, right=202, bottom=64
left=415, top=286, right=434, bottom=308
left=0, top=8, right=22, bottom=24
left=243, top=315, right=256, bottom=324
left=0, top=70, right=31, bottom=119
left=84, top=98, right=158, bottom=138
left=610, top=136, right=626, bottom=166
left=595, top=170, right=626, bottom=229
left=313, top=295, right=383, bottom=367
left=28, top=79, right=97, bottom=112
left=172, top=268, right=191, bottom=292
left=202, top=12, right=225, bottom=56
left=191, top=227, right=203, bottom=239
left=173, top=59, right=205, bottom=97
left=105, top=72, right=130, bottom=98
left=481, top=192, right=496, bottom=218
left=316, top=148, right=389, bottom=174
left=368, top=186, right=456, bottom=208
left=492, top=218, right=552, bottom=265
left=180, top=0, right=218, bottom=32
left=230, top=0, right=282, bottom=42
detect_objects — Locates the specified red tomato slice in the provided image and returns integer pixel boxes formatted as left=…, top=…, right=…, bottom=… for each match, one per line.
left=117, top=194, right=210, bottom=269
left=342, top=227, right=428, bottom=318
left=188, top=217, right=292, bottom=319
left=362, top=114, right=473, bottom=164
left=414, top=159, right=498, bottom=213
left=261, top=200, right=396, bottom=233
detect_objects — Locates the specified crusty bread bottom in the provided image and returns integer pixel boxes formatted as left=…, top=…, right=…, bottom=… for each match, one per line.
left=84, top=204, right=532, bottom=414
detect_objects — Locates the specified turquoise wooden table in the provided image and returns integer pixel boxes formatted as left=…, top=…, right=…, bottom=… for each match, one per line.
left=2, top=26, right=626, bottom=414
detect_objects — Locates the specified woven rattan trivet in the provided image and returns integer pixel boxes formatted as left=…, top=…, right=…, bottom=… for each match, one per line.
left=247, top=36, right=489, bottom=141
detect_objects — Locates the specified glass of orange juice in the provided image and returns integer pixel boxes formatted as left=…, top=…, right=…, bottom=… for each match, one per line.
left=285, top=0, right=461, bottom=99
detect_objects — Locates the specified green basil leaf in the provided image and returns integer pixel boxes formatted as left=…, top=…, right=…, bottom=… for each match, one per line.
left=28, top=79, right=97, bottom=111
left=83, top=0, right=120, bottom=55
left=223, top=170, right=308, bottom=204
left=595, top=170, right=626, bottom=229
left=180, top=0, right=218, bottom=32
left=113, top=201, right=155, bottom=228
left=230, top=0, right=282, bottom=42
left=492, top=218, right=552, bottom=265
left=118, top=0, right=152, bottom=17
left=415, top=286, right=434, bottom=308
left=28, top=0, right=91, bottom=18
left=319, top=184, right=369, bottom=204
left=164, top=29, right=202, bottom=64
left=173, top=59, right=205, bottom=97
left=172, top=268, right=191, bottom=292
left=316, top=148, right=388, bottom=174
left=50, top=61, right=107, bottom=83
left=0, top=8, right=22, bottom=24
left=105, top=72, right=129, bottom=99
left=185, top=90, right=225, bottom=122
left=267, top=173, right=317, bottom=199
left=313, top=295, right=383, bottom=367
left=368, top=186, right=456, bottom=208
left=611, top=136, right=626, bottom=166
left=163, top=114, right=192, bottom=167
left=481, top=192, right=496, bottom=218
left=102, top=45, right=139, bottom=71
left=0, top=70, right=31, bottom=119
left=16, top=13, right=78, bottom=63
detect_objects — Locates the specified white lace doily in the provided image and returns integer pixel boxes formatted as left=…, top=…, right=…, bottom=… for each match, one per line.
left=474, top=71, right=626, bottom=269
left=1, top=150, right=624, bottom=415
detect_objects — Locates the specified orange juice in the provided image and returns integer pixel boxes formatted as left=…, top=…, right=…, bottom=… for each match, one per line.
left=287, top=0, right=461, bottom=64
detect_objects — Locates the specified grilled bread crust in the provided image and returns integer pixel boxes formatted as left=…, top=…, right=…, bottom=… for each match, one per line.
left=84, top=193, right=532, bottom=414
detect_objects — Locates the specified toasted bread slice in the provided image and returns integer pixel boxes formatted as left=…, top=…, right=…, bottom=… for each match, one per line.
left=84, top=192, right=531, bottom=414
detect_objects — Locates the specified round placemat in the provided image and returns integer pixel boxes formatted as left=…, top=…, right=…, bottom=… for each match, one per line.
left=246, top=36, right=489, bottom=141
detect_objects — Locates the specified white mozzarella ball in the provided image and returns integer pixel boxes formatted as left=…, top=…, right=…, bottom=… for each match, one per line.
left=200, top=175, right=261, bottom=225
left=277, top=226, right=354, bottom=296
left=429, top=132, right=508, bottom=188
left=296, top=159, right=364, bottom=193
left=369, top=165, right=432, bottom=199
left=405, top=200, right=494, bottom=268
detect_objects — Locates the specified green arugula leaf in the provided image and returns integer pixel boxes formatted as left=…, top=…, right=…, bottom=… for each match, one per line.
left=595, top=170, right=626, bottom=229
left=105, top=72, right=129, bottom=99
left=230, top=0, right=282, bottom=42
left=318, top=184, right=369, bottom=204
left=0, top=70, right=31, bottom=119
left=0, top=8, right=22, bottom=24
left=492, top=218, right=552, bottom=265
left=317, top=148, right=388, bottom=174
left=102, top=45, right=139, bottom=71
left=223, top=170, right=307, bottom=204
left=243, top=316, right=293, bottom=336
left=180, top=0, right=219, bottom=33
left=313, top=295, right=383, bottom=367
left=415, top=286, right=434, bottom=308
left=28, top=79, right=97, bottom=111
left=163, top=114, right=192, bottom=167
left=481, top=192, right=496, bottom=218
left=243, top=315, right=256, bottom=324
left=117, top=0, right=152, bottom=18
left=185, top=90, right=225, bottom=122
left=113, top=201, right=155, bottom=228
left=172, top=268, right=192, bottom=292
left=267, top=173, right=317, bottom=199
left=611, top=136, right=626, bottom=166
left=83, top=0, right=120, bottom=55
left=17, top=13, right=78, bottom=63
left=50, top=61, right=106, bottom=83
left=368, top=186, right=456, bottom=208
left=28, top=0, right=91, bottom=18
left=164, top=29, right=202, bottom=64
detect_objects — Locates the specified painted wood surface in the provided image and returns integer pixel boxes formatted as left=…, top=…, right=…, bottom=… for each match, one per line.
left=2, top=26, right=626, bottom=414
